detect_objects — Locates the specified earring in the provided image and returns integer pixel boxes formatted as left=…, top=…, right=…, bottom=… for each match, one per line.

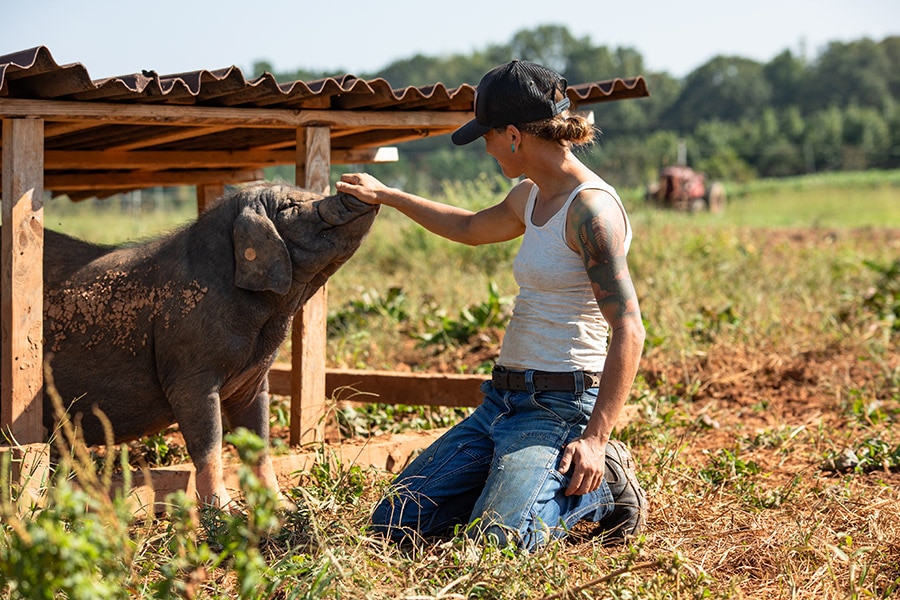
left=511, top=143, right=516, bottom=153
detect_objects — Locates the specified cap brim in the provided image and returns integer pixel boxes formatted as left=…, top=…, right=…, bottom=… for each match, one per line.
left=451, top=118, right=492, bottom=146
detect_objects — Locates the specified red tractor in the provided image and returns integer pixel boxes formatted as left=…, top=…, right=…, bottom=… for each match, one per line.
left=645, top=165, right=726, bottom=213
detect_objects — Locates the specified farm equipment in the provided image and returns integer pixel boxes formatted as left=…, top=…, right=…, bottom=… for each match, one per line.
left=645, top=165, right=726, bottom=213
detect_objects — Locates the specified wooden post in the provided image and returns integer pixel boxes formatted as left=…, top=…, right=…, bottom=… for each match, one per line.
left=1, top=118, right=45, bottom=445
left=196, top=183, right=225, bottom=214
left=0, top=443, right=50, bottom=509
left=291, top=126, right=334, bottom=446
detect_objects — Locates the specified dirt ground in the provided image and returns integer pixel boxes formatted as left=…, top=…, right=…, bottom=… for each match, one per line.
left=119, top=226, right=899, bottom=597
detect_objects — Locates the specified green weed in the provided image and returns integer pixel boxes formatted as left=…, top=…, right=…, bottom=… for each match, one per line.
left=823, top=436, right=900, bottom=473
left=700, top=447, right=761, bottom=486
left=337, top=402, right=471, bottom=437
left=862, top=258, right=900, bottom=331
left=7, top=170, right=899, bottom=598
left=416, top=280, right=513, bottom=350
left=327, top=286, right=410, bottom=335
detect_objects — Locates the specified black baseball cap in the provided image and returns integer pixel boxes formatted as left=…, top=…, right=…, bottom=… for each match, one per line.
left=451, top=60, right=571, bottom=146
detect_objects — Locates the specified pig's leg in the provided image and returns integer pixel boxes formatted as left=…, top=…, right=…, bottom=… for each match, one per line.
left=171, top=391, right=232, bottom=508
left=223, top=384, right=280, bottom=495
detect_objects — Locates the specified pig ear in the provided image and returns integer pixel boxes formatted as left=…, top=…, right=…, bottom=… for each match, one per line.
left=232, top=209, right=292, bottom=294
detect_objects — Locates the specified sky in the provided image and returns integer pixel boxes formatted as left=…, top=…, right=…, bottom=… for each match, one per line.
left=2, top=0, right=898, bottom=83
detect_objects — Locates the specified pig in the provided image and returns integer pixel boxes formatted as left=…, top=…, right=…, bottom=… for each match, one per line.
left=9, top=182, right=377, bottom=507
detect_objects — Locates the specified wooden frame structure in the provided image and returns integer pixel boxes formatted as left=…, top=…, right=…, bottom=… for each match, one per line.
left=0, top=102, right=471, bottom=447
left=0, top=48, right=649, bottom=488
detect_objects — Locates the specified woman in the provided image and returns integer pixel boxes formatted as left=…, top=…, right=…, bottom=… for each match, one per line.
left=335, top=60, right=647, bottom=551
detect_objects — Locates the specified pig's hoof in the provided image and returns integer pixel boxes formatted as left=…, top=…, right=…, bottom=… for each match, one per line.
left=276, top=492, right=297, bottom=512
left=200, top=491, right=237, bottom=512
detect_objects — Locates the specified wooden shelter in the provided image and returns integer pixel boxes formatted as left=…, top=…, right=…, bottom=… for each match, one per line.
left=0, top=46, right=648, bottom=493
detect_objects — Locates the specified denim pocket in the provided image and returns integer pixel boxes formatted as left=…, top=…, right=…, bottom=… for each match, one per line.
left=530, top=390, right=587, bottom=427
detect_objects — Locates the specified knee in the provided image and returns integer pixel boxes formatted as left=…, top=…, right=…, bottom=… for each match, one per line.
left=370, top=496, right=411, bottom=543
left=468, top=517, right=546, bottom=552
left=370, top=497, right=394, bottom=532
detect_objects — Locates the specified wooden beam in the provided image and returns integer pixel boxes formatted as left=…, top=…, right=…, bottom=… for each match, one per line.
left=114, top=401, right=638, bottom=516
left=337, top=147, right=399, bottom=164
left=197, top=183, right=225, bottom=214
left=44, top=121, right=102, bottom=138
left=34, top=147, right=399, bottom=170
left=214, top=145, right=398, bottom=165
left=291, top=126, right=333, bottom=446
left=268, top=365, right=485, bottom=407
left=116, top=428, right=448, bottom=515
left=331, top=128, right=454, bottom=148
left=295, top=127, right=331, bottom=194
left=44, top=168, right=264, bottom=191
left=1, top=118, right=44, bottom=444
left=111, top=126, right=230, bottom=152
left=0, top=98, right=472, bottom=130
left=0, top=443, right=50, bottom=509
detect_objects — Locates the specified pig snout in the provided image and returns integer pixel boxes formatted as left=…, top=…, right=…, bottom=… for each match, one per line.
left=316, top=192, right=379, bottom=226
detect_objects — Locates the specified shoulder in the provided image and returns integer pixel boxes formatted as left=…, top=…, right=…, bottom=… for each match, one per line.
left=567, top=183, right=625, bottom=226
left=500, top=179, right=537, bottom=222
left=565, top=182, right=629, bottom=249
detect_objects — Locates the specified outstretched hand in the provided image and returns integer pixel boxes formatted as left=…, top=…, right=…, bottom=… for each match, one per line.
left=558, top=436, right=607, bottom=496
left=336, top=172, right=387, bottom=205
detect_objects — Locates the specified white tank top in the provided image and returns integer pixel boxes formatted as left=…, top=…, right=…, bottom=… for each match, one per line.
left=497, top=180, right=632, bottom=373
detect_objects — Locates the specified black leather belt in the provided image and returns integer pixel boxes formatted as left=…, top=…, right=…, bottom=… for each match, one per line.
left=491, top=366, right=601, bottom=392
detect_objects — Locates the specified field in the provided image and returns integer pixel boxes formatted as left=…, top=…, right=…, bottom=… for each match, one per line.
left=2, top=171, right=899, bottom=598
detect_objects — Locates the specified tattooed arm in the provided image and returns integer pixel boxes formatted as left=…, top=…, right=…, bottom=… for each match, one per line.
left=557, top=188, right=646, bottom=496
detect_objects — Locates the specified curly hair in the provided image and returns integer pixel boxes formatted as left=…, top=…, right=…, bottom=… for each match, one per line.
left=514, top=112, right=597, bottom=147
left=494, top=89, right=598, bottom=147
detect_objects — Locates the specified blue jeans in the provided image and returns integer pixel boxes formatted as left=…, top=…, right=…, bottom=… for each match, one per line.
left=370, top=373, right=614, bottom=551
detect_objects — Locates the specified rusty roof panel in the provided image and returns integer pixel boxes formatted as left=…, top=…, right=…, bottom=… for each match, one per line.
left=1, top=46, right=647, bottom=109
left=0, top=46, right=649, bottom=199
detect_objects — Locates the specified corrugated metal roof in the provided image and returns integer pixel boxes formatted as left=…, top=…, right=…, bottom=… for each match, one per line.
left=0, top=46, right=649, bottom=200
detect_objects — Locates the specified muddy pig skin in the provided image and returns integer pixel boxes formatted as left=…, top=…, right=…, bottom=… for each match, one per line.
left=4, top=183, right=377, bottom=507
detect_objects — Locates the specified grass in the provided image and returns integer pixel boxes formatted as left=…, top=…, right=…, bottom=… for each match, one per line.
left=3, top=169, right=899, bottom=598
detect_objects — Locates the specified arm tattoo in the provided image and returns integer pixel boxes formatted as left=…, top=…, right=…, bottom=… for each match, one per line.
left=572, top=202, right=639, bottom=321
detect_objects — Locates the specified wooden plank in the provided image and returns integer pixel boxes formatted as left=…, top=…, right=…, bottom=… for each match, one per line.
left=0, top=443, right=50, bottom=510
left=110, top=464, right=197, bottom=518
left=327, top=369, right=485, bottom=407
left=114, top=428, right=446, bottom=515
left=336, top=147, right=399, bottom=164
left=44, top=121, right=102, bottom=138
left=256, top=428, right=447, bottom=478
left=1, top=118, right=44, bottom=444
left=110, top=126, right=230, bottom=152
left=44, top=168, right=264, bottom=191
left=35, top=147, right=399, bottom=169
left=295, top=126, right=331, bottom=194
left=0, top=98, right=472, bottom=130
left=291, top=126, right=333, bottom=446
left=112, top=398, right=637, bottom=516
left=269, top=365, right=640, bottom=424
left=268, top=365, right=485, bottom=407
left=332, top=127, right=459, bottom=143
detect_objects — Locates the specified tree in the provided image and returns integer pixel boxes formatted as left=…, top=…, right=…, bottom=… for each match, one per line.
left=881, top=36, right=900, bottom=100
left=804, top=107, right=845, bottom=172
left=257, top=26, right=900, bottom=187
left=764, top=50, right=808, bottom=109
left=664, top=56, right=773, bottom=131
left=842, top=104, right=891, bottom=169
left=807, top=39, right=893, bottom=113
left=508, top=25, right=582, bottom=74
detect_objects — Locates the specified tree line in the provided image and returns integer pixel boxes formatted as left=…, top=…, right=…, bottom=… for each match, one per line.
left=257, top=25, right=900, bottom=192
